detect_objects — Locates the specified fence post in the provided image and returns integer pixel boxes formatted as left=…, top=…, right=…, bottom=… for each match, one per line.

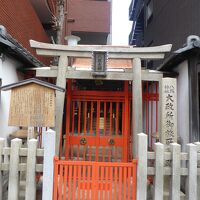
left=154, top=142, right=164, bottom=200
left=170, top=143, right=181, bottom=200
left=42, top=129, right=56, bottom=200
left=0, top=138, right=5, bottom=200
left=25, top=139, right=38, bottom=200
left=186, top=143, right=197, bottom=200
left=8, top=138, right=22, bottom=200
left=194, top=142, right=200, bottom=200
left=137, top=133, right=147, bottom=200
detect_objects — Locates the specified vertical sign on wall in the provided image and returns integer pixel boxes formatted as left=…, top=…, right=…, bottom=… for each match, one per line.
left=161, top=78, right=177, bottom=145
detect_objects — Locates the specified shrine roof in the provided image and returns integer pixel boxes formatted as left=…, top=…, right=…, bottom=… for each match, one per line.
left=158, top=35, right=200, bottom=71
left=1, top=78, right=65, bottom=92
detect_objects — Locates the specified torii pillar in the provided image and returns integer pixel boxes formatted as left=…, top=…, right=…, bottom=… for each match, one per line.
left=54, top=36, right=80, bottom=155
left=132, top=57, right=143, bottom=158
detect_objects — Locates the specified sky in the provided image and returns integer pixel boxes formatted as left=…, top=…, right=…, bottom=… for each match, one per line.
left=112, top=0, right=132, bottom=45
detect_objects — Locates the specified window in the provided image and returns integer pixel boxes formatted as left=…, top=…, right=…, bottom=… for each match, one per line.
left=146, top=0, right=153, bottom=25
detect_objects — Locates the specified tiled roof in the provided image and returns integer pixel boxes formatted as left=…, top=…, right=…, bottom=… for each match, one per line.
left=0, top=0, right=50, bottom=65
left=1, top=78, right=65, bottom=92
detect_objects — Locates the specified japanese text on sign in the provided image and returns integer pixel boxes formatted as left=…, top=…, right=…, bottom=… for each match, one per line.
left=161, top=78, right=177, bottom=145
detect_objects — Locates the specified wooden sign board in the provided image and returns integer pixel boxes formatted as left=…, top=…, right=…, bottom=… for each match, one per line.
left=8, top=83, right=55, bottom=127
left=161, top=78, right=177, bottom=145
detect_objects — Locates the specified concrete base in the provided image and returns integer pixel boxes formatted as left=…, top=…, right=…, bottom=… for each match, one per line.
left=163, top=191, right=185, bottom=200
left=163, top=176, right=185, bottom=200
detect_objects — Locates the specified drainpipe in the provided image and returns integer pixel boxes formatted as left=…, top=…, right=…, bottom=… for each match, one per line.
left=107, top=0, right=112, bottom=45
left=0, top=25, right=6, bottom=82
left=0, top=25, right=6, bottom=99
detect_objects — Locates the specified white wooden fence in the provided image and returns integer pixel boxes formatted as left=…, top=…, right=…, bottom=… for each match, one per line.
left=2, top=131, right=200, bottom=200
left=137, top=133, right=200, bottom=200
left=0, top=129, right=55, bottom=200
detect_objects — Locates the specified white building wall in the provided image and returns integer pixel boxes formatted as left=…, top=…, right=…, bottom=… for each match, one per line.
left=0, top=55, right=23, bottom=139
left=174, top=60, right=189, bottom=151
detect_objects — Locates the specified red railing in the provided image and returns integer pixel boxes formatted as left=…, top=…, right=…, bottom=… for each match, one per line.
left=53, top=157, right=137, bottom=200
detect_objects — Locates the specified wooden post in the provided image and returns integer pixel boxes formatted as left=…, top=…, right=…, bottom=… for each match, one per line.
left=8, top=138, right=22, bottom=200
left=41, top=127, right=47, bottom=148
left=27, top=127, right=34, bottom=140
left=154, top=142, right=164, bottom=200
left=124, top=81, right=129, bottom=162
left=170, top=143, right=181, bottom=200
left=25, top=139, right=38, bottom=200
left=186, top=143, right=197, bottom=200
left=0, top=138, right=5, bottom=200
left=158, top=76, right=163, bottom=136
left=194, top=142, right=200, bottom=200
left=132, top=58, right=143, bottom=158
left=55, top=55, right=68, bottom=155
left=42, top=129, right=56, bottom=200
left=137, top=133, right=147, bottom=200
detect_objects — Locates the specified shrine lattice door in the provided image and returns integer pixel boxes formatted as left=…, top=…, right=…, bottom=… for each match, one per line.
left=65, top=81, right=131, bottom=162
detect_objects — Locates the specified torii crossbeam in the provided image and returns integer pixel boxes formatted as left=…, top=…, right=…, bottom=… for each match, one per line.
left=30, top=40, right=172, bottom=157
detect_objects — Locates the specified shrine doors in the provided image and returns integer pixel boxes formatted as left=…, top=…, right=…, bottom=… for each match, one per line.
left=65, top=80, right=131, bottom=162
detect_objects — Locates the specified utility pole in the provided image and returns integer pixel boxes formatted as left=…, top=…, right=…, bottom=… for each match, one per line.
left=56, top=0, right=66, bottom=44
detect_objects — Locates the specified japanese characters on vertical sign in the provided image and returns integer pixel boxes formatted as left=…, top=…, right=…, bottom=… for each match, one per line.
left=161, top=78, right=177, bottom=145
